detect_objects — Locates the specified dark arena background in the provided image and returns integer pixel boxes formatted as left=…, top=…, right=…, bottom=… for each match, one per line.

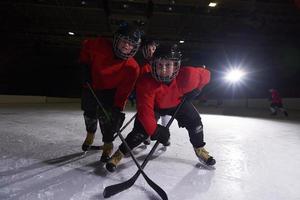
left=1, top=0, right=300, bottom=99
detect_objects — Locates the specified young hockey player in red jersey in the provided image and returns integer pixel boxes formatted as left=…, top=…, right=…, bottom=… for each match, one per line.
left=269, top=88, right=288, bottom=116
left=137, top=37, right=162, bottom=145
left=106, top=44, right=216, bottom=172
left=79, top=23, right=142, bottom=162
left=138, top=37, right=171, bottom=146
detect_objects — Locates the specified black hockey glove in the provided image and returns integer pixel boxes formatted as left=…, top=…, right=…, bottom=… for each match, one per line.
left=110, top=107, right=125, bottom=133
left=184, top=89, right=202, bottom=101
left=151, top=124, right=170, bottom=145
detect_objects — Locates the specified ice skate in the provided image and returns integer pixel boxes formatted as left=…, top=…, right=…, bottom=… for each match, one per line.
left=143, top=137, right=151, bottom=145
left=106, top=150, right=124, bottom=172
left=194, top=147, right=216, bottom=166
left=100, top=142, right=113, bottom=162
left=82, top=132, right=95, bottom=151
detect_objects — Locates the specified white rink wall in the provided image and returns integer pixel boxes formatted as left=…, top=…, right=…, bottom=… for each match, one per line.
left=197, top=98, right=300, bottom=110
left=0, top=95, right=300, bottom=111
left=0, top=95, right=80, bottom=104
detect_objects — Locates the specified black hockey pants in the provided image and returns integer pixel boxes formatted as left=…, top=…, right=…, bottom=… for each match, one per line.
left=81, top=87, right=116, bottom=143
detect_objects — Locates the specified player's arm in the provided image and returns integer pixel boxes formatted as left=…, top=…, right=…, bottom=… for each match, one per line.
left=114, top=62, right=140, bottom=110
left=136, top=79, right=170, bottom=145
left=177, top=66, right=211, bottom=100
left=136, top=77, right=158, bottom=136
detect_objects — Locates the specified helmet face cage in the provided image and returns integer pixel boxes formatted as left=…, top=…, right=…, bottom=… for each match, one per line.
left=150, top=44, right=182, bottom=83
left=151, top=57, right=181, bottom=83
left=113, top=24, right=142, bottom=60
left=113, top=34, right=141, bottom=60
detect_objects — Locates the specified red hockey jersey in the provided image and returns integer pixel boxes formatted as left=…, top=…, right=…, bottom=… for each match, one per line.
left=136, top=66, right=210, bottom=136
left=270, top=90, right=282, bottom=104
left=140, top=62, right=152, bottom=76
left=79, top=37, right=140, bottom=110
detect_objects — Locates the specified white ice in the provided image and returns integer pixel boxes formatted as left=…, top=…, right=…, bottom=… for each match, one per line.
left=1, top=103, right=300, bottom=200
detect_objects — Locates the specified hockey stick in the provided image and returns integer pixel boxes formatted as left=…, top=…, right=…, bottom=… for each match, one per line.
left=86, top=82, right=111, bottom=121
left=86, top=83, right=167, bottom=199
left=103, top=97, right=187, bottom=199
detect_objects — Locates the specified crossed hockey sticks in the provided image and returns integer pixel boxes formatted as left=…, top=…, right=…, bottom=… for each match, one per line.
left=86, top=82, right=168, bottom=199
left=103, top=97, right=187, bottom=200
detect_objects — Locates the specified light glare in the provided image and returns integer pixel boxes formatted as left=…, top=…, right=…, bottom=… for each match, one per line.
left=225, top=69, right=245, bottom=83
left=209, top=2, right=217, bottom=7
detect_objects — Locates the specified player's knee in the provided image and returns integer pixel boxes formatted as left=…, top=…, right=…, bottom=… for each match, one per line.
left=84, top=110, right=97, bottom=118
left=188, top=124, right=203, bottom=135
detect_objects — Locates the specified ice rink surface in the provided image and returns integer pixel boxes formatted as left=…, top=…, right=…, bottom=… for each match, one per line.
left=1, top=103, right=300, bottom=200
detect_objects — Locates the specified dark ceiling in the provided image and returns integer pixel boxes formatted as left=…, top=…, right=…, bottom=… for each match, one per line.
left=1, top=0, right=300, bottom=98
left=1, top=0, right=300, bottom=47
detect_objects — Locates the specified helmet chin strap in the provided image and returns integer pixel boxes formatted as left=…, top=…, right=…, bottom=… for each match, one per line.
left=161, top=80, right=172, bottom=85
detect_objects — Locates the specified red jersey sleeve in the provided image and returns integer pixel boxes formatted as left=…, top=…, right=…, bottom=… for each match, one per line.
left=272, top=90, right=282, bottom=104
left=177, top=66, right=211, bottom=95
left=136, top=75, right=158, bottom=136
left=114, top=59, right=140, bottom=110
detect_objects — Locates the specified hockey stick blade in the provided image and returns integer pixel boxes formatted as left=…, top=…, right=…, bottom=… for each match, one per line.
left=103, top=142, right=168, bottom=200
left=103, top=169, right=168, bottom=200
left=103, top=170, right=140, bottom=198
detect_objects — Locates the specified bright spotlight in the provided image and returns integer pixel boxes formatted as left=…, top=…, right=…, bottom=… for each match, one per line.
left=225, top=69, right=246, bottom=83
left=208, top=2, right=217, bottom=7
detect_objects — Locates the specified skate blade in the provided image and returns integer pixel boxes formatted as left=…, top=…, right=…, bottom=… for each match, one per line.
left=196, top=159, right=216, bottom=170
left=157, top=145, right=167, bottom=152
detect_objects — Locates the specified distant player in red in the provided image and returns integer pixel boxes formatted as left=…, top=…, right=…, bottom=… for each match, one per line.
left=269, top=88, right=288, bottom=117
left=79, top=23, right=142, bottom=162
left=106, top=44, right=216, bottom=172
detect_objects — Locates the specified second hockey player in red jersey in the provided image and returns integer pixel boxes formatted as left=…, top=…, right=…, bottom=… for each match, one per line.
left=106, top=44, right=216, bottom=172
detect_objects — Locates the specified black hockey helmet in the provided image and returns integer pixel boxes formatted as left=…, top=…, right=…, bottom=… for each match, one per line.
left=150, top=44, right=182, bottom=83
left=113, top=22, right=142, bottom=60
left=141, top=36, right=159, bottom=60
